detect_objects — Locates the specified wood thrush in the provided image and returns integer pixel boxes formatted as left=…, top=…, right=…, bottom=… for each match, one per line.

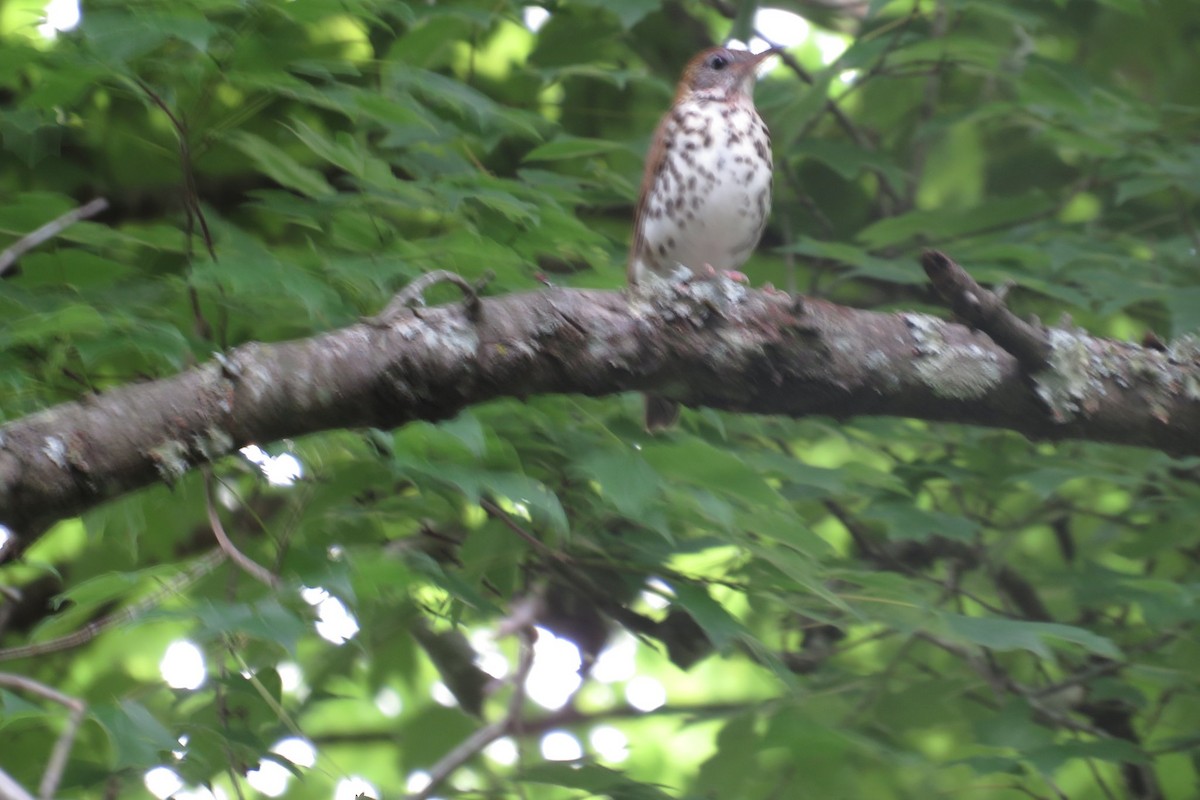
left=628, top=46, right=778, bottom=431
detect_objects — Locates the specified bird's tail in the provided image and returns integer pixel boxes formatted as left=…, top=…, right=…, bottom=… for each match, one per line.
left=643, top=394, right=680, bottom=432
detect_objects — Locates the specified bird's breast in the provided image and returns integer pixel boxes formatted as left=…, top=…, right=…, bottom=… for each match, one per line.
left=638, top=98, right=773, bottom=278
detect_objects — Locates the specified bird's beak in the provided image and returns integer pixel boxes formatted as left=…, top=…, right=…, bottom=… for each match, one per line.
left=745, top=47, right=781, bottom=82
left=751, top=47, right=783, bottom=67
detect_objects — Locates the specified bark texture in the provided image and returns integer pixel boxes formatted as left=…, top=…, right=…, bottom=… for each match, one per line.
left=3, top=275, right=1200, bottom=553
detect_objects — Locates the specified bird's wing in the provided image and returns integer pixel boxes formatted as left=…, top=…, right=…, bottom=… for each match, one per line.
left=627, top=108, right=675, bottom=286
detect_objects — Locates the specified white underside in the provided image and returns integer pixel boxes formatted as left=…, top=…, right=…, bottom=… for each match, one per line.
left=632, top=99, right=771, bottom=285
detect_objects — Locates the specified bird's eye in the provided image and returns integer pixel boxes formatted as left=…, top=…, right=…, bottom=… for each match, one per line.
left=708, top=55, right=728, bottom=70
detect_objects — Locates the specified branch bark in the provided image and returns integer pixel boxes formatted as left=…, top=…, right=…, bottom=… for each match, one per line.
left=921, top=250, right=1051, bottom=373
left=3, top=265, right=1200, bottom=553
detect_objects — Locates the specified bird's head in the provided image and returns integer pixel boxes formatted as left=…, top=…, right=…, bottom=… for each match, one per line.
left=677, top=46, right=779, bottom=102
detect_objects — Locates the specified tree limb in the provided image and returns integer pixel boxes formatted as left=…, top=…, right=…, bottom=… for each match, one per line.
left=0, top=549, right=226, bottom=661
left=3, top=262, right=1200, bottom=553
left=0, top=769, right=34, bottom=800
left=0, top=198, right=109, bottom=278
left=0, top=673, right=86, bottom=800
left=921, top=250, right=1051, bottom=373
left=409, top=628, right=537, bottom=800
left=204, top=471, right=278, bottom=589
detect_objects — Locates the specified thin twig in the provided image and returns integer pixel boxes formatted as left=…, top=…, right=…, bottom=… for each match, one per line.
left=204, top=471, right=279, bottom=589
left=0, top=549, right=226, bottom=662
left=1080, top=753, right=1120, bottom=800
left=218, top=646, right=247, bottom=800
left=410, top=721, right=506, bottom=800
left=507, top=628, right=536, bottom=722
left=478, top=496, right=566, bottom=561
left=0, top=584, right=22, bottom=636
left=134, top=79, right=220, bottom=348
left=367, top=270, right=491, bottom=326
left=506, top=628, right=538, bottom=800
left=39, top=703, right=84, bottom=800
left=0, top=769, right=35, bottom=800
left=409, top=628, right=538, bottom=800
left=992, top=564, right=1052, bottom=621
left=0, top=672, right=81, bottom=708
left=0, top=673, right=86, bottom=800
left=0, top=198, right=109, bottom=277
left=914, top=632, right=1115, bottom=739
left=1003, top=785, right=1054, bottom=800
left=133, top=79, right=215, bottom=262
left=317, top=701, right=754, bottom=751
left=822, top=498, right=877, bottom=558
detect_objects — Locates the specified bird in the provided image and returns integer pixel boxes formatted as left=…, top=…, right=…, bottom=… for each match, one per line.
left=627, top=45, right=778, bottom=431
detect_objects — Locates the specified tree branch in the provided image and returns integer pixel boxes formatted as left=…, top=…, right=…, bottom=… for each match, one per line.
left=0, top=769, right=34, bottom=800
left=0, top=549, right=226, bottom=661
left=409, top=628, right=537, bottom=800
left=204, top=471, right=278, bottom=589
left=4, top=261, right=1200, bottom=552
left=0, top=198, right=109, bottom=278
left=921, top=250, right=1051, bottom=373
left=0, top=673, right=86, bottom=800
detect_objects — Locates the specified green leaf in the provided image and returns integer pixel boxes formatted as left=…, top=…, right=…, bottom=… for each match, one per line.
left=697, top=714, right=762, bottom=795
left=93, top=700, right=179, bottom=769
left=1024, top=739, right=1148, bottom=774
left=518, top=763, right=675, bottom=798
left=437, top=412, right=487, bottom=458
left=0, top=304, right=109, bottom=348
left=405, top=552, right=501, bottom=614
left=428, top=465, right=570, bottom=540
left=192, top=599, right=308, bottom=652
left=1115, top=174, right=1174, bottom=204
left=225, top=130, right=335, bottom=198
left=775, top=237, right=926, bottom=285
left=727, top=0, right=759, bottom=43
left=385, top=66, right=542, bottom=139
left=352, top=91, right=439, bottom=131
left=748, top=543, right=847, bottom=612
left=286, top=118, right=366, bottom=177
left=792, top=139, right=907, bottom=189
left=30, top=565, right=179, bottom=641
left=669, top=583, right=742, bottom=651
left=856, top=192, right=1056, bottom=249
left=81, top=10, right=217, bottom=63
left=574, top=0, right=662, bottom=29
left=189, top=250, right=344, bottom=320
left=19, top=250, right=135, bottom=288
left=411, top=620, right=488, bottom=717
left=941, top=613, right=1122, bottom=659
left=864, top=500, right=978, bottom=541
left=0, top=108, right=63, bottom=166
left=952, top=755, right=1024, bottom=777
left=1162, top=286, right=1200, bottom=336
left=524, top=136, right=627, bottom=162
left=973, top=698, right=1053, bottom=750
left=455, top=184, right=540, bottom=225
left=395, top=705, right=479, bottom=769
left=575, top=451, right=662, bottom=519
left=0, top=689, right=45, bottom=721
left=642, top=440, right=782, bottom=507
left=1094, top=0, right=1145, bottom=15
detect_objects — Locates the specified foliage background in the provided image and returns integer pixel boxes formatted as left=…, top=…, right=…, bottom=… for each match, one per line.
left=2, top=0, right=1200, bottom=798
